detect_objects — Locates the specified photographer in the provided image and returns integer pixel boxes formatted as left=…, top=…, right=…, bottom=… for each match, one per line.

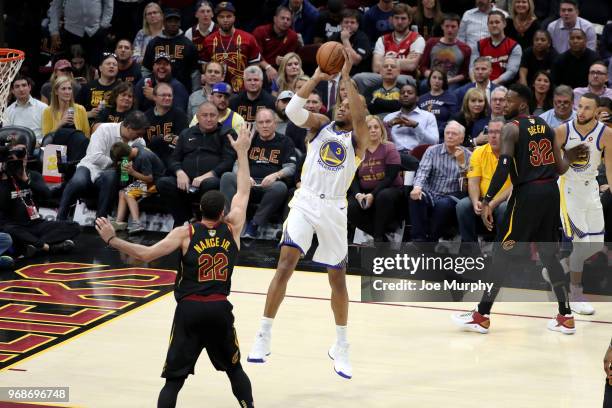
left=0, top=137, right=80, bottom=257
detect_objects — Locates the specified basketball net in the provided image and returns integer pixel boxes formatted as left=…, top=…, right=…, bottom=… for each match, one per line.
left=0, top=49, right=26, bottom=123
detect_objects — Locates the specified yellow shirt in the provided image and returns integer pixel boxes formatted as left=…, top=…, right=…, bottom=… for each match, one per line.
left=42, top=104, right=91, bottom=138
left=467, top=143, right=511, bottom=199
left=189, top=109, right=245, bottom=133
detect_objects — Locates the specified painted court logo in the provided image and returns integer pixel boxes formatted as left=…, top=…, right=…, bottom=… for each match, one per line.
left=318, top=140, right=347, bottom=170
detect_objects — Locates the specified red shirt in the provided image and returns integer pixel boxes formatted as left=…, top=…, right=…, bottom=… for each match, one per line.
left=252, top=24, right=299, bottom=68
left=201, top=29, right=262, bottom=92
left=477, top=36, right=518, bottom=81
left=358, top=142, right=403, bottom=191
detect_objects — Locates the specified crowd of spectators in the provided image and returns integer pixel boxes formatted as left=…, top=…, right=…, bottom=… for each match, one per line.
left=0, top=0, right=612, bottom=268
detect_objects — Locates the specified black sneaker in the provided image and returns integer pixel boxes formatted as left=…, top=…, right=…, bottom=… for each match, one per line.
left=49, top=240, right=75, bottom=254
left=26, top=244, right=39, bottom=257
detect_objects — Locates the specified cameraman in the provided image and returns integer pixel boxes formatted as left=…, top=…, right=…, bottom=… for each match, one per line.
left=0, top=136, right=80, bottom=257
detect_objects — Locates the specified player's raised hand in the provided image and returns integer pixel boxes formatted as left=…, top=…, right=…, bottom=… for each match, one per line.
left=229, top=123, right=254, bottom=154
left=313, top=66, right=333, bottom=82
left=340, top=47, right=352, bottom=78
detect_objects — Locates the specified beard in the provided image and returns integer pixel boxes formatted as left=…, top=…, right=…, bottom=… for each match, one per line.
left=335, top=119, right=347, bottom=128
left=577, top=116, right=594, bottom=125
left=504, top=108, right=519, bottom=120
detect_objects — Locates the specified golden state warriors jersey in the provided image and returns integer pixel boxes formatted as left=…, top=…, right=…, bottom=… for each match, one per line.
left=300, top=122, right=359, bottom=198
left=564, top=119, right=606, bottom=182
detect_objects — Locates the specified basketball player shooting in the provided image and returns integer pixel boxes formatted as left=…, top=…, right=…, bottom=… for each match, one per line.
left=451, top=84, right=588, bottom=335
left=247, top=49, right=368, bottom=379
left=95, top=123, right=256, bottom=408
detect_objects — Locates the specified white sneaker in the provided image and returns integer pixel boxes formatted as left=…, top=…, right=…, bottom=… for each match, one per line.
left=328, top=342, right=352, bottom=379
left=570, top=286, right=595, bottom=315
left=451, top=310, right=490, bottom=334
left=247, top=332, right=271, bottom=363
left=547, top=314, right=576, bottom=334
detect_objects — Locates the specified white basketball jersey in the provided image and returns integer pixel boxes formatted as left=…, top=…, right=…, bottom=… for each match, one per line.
left=300, top=122, right=359, bottom=198
left=564, top=119, right=606, bottom=182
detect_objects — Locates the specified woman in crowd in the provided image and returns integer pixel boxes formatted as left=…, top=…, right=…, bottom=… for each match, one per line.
left=40, top=59, right=81, bottom=105
left=452, top=88, right=489, bottom=147
left=92, top=82, right=136, bottom=132
left=133, top=2, right=164, bottom=64
left=41, top=76, right=90, bottom=138
left=530, top=70, right=554, bottom=115
left=418, top=68, right=458, bottom=141
left=519, top=29, right=558, bottom=87
left=348, top=115, right=406, bottom=243
left=505, top=0, right=539, bottom=50
left=413, top=0, right=444, bottom=39
left=272, top=53, right=304, bottom=97
left=69, top=45, right=98, bottom=86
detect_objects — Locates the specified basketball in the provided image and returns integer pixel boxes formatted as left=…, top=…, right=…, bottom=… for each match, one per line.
left=316, top=42, right=345, bottom=75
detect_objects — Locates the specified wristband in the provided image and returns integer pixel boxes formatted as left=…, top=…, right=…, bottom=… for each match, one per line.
left=106, top=235, right=116, bottom=246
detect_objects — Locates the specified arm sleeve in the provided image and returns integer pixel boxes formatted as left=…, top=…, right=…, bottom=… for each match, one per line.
left=285, top=95, right=309, bottom=127
left=168, top=131, right=186, bottom=174
left=414, top=113, right=439, bottom=145
left=419, top=39, right=434, bottom=74
left=497, top=44, right=522, bottom=83
left=483, top=154, right=512, bottom=203
left=48, top=0, right=62, bottom=35
left=101, top=0, right=114, bottom=28
left=87, top=131, right=113, bottom=169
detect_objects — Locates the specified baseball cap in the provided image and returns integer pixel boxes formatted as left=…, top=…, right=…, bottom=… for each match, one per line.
left=215, top=1, right=236, bottom=14
left=54, top=59, right=72, bottom=71
left=154, top=52, right=173, bottom=64
left=277, top=90, right=295, bottom=101
left=212, top=82, right=232, bottom=95
left=164, top=8, right=181, bottom=20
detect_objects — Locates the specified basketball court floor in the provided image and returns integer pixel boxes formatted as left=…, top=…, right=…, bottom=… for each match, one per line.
left=0, top=230, right=609, bottom=407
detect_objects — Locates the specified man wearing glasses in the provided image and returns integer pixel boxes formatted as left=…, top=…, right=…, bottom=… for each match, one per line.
left=573, top=62, right=612, bottom=108
left=539, top=85, right=576, bottom=129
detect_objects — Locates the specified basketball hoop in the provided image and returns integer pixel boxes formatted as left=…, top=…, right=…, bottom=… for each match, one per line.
left=0, top=48, right=26, bottom=123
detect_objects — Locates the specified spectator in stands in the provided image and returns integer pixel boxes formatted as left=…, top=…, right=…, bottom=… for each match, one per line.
left=134, top=53, right=189, bottom=113
left=413, top=0, right=444, bottom=40
left=363, top=0, right=394, bottom=44
left=490, top=86, right=508, bottom=120
left=470, top=11, right=522, bottom=85
left=419, top=13, right=471, bottom=92
left=92, top=81, right=135, bottom=132
left=115, top=39, right=142, bottom=85
left=254, top=6, right=299, bottom=84
left=551, top=29, right=599, bottom=90
left=458, top=0, right=507, bottom=53
left=384, top=83, right=439, bottom=169
left=0, top=233, right=14, bottom=269
left=367, top=57, right=402, bottom=115
left=229, top=66, right=277, bottom=124
left=145, top=83, right=189, bottom=167
left=133, top=2, right=164, bottom=64
left=602, top=23, right=612, bottom=66
left=409, top=120, right=471, bottom=242
left=272, top=53, right=304, bottom=97
left=109, top=142, right=166, bottom=234
left=539, top=85, right=576, bottom=128
left=69, top=45, right=98, bottom=85
left=188, top=61, right=225, bottom=118
left=455, top=118, right=510, bottom=250
left=547, top=0, right=596, bottom=54
left=221, top=109, right=296, bottom=238
left=455, top=57, right=498, bottom=106
left=573, top=62, right=612, bottom=109
left=57, top=111, right=148, bottom=221
left=157, top=102, right=236, bottom=227
left=354, top=4, right=424, bottom=94
left=284, top=0, right=319, bottom=45
left=142, top=8, right=199, bottom=93
left=5, top=76, right=47, bottom=143
left=42, top=76, right=91, bottom=138
left=201, top=2, right=262, bottom=92
left=348, top=115, right=405, bottom=242
left=418, top=68, right=459, bottom=141
left=274, top=90, right=294, bottom=135
left=505, top=0, right=539, bottom=50
left=78, top=53, right=119, bottom=121
left=598, top=97, right=612, bottom=125
left=452, top=87, right=490, bottom=147
left=0, top=137, right=80, bottom=257
left=329, top=9, right=372, bottom=75
left=313, top=0, right=344, bottom=44
left=185, top=0, right=216, bottom=59
left=285, top=91, right=322, bottom=154
left=518, top=29, right=558, bottom=87
left=40, top=60, right=81, bottom=105
left=190, top=82, right=245, bottom=133
left=530, top=70, right=554, bottom=115
left=48, top=0, right=114, bottom=66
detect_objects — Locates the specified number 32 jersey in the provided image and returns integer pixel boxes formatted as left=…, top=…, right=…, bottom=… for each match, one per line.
left=174, top=222, right=238, bottom=301
left=511, top=115, right=558, bottom=185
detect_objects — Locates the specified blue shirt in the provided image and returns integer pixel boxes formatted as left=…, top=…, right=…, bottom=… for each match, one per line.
left=539, top=109, right=576, bottom=129
left=363, top=5, right=394, bottom=44
left=418, top=91, right=459, bottom=142
left=414, top=143, right=472, bottom=198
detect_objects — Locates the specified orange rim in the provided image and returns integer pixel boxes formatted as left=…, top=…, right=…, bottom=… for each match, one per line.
left=0, top=48, right=25, bottom=63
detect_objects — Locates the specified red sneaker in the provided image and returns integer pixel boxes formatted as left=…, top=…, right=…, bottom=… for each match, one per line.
left=451, top=310, right=490, bottom=334
left=547, top=314, right=576, bottom=335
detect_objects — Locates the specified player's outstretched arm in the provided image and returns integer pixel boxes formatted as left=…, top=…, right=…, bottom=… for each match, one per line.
left=225, top=123, right=254, bottom=244
left=341, top=48, right=368, bottom=159
left=285, top=67, right=331, bottom=132
left=95, top=217, right=188, bottom=262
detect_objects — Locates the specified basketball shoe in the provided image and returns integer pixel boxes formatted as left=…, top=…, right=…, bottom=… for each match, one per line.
left=547, top=314, right=576, bottom=334
left=247, top=332, right=271, bottom=363
left=541, top=268, right=594, bottom=315
left=328, top=342, right=352, bottom=379
left=451, top=310, right=490, bottom=333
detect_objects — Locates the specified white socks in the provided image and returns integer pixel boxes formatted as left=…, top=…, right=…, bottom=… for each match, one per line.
left=336, top=325, right=348, bottom=345
left=260, top=317, right=274, bottom=335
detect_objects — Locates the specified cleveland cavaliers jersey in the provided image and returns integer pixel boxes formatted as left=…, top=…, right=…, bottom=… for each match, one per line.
left=511, top=115, right=558, bottom=185
left=174, top=222, right=238, bottom=301
left=300, top=121, right=359, bottom=198
left=563, top=119, right=606, bottom=182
